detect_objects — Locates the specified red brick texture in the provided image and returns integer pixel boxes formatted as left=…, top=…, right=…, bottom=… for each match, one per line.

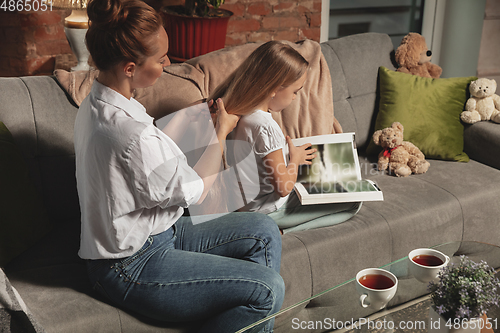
left=0, top=10, right=72, bottom=77
left=0, top=0, right=322, bottom=76
left=221, top=0, right=322, bottom=46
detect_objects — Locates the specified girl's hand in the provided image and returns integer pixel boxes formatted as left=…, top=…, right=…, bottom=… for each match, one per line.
left=262, top=137, right=317, bottom=197
left=214, top=98, right=239, bottom=137
left=287, top=136, right=316, bottom=166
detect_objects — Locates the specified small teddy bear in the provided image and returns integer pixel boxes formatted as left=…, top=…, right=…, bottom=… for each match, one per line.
left=373, top=122, right=430, bottom=177
left=460, top=78, right=500, bottom=124
left=395, top=32, right=442, bottom=79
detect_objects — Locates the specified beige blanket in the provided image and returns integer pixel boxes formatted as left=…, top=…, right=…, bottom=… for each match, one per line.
left=163, top=39, right=342, bottom=138
left=54, top=39, right=341, bottom=138
left=53, top=67, right=204, bottom=117
left=53, top=68, right=99, bottom=106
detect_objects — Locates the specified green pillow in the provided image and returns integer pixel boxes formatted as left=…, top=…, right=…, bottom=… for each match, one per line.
left=0, top=122, right=52, bottom=267
left=366, top=67, right=476, bottom=162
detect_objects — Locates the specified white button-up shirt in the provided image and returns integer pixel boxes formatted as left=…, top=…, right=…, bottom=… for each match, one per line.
left=75, top=80, right=203, bottom=259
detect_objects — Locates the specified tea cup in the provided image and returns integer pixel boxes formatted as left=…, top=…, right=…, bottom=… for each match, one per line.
left=355, top=268, right=398, bottom=310
left=408, top=248, right=450, bottom=283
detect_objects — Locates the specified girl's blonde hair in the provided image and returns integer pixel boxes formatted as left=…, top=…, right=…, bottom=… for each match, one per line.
left=209, top=41, right=309, bottom=115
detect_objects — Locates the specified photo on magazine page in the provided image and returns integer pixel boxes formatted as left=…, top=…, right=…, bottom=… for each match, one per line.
left=291, top=133, right=383, bottom=205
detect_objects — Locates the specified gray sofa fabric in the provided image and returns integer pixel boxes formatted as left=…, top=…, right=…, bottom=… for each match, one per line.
left=1, top=33, right=500, bottom=333
left=321, top=32, right=396, bottom=149
left=0, top=269, right=45, bottom=333
left=0, top=76, right=80, bottom=225
left=464, top=121, right=500, bottom=169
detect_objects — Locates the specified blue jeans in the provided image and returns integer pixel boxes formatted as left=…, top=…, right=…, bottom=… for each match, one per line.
left=86, top=212, right=284, bottom=333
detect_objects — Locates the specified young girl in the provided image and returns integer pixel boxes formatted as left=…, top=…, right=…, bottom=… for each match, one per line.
left=75, top=0, right=284, bottom=332
left=210, top=41, right=361, bottom=233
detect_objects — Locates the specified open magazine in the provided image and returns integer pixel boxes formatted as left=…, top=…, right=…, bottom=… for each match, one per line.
left=289, top=133, right=383, bottom=205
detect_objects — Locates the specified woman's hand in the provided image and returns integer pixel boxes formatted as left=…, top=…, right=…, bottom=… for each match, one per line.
left=213, top=98, right=240, bottom=137
left=287, top=136, right=316, bottom=166
left=183, top=101, right=210, bottom=122
left=192, top=99, right=239, bottom=204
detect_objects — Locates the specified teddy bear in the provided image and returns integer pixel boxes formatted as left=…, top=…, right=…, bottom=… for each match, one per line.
left=460, top=78, right=500, bottom=124
left=395, top=32, right=442, bottom=79
left=373, top=122, right=430, bottom=177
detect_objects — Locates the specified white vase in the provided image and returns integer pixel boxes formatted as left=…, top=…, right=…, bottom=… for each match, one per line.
left=429, top=307, right=481, bottom=333
left=64, top=27, right=89, bottom=71
left=63, top=9, right=90, bottom=71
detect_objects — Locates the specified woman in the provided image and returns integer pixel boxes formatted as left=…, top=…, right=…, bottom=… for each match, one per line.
left=74, top=0, right=284, bottom=331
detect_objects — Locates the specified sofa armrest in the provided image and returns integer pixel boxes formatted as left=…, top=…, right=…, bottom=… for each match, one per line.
left=464, top=122, right=500, bottom=169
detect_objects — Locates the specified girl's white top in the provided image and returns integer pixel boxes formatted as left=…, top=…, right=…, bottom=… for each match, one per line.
left=74, top=80, right=203, bottom=259
left=231, top=109, right=288, bottom=214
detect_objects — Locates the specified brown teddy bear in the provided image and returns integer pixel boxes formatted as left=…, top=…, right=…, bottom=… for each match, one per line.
left=373, top=122, right=430, bottom=177
left=395, top=32, right=442, bottom=79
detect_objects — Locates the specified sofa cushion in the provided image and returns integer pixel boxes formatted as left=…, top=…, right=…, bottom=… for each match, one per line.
left=17, top=76, right=81, bottom=224
left=464, top=121, right=500, bottom=170
left=8, top=262, right=205, bottom=333
left=320, top=33, right=397, bottom=149
left=367, top=67, right=476, bottom=161
left=0, top=268, right=44, bottom=332
left=415, top=158, right=500, bottom=246
left=0, top=122, right=52, bottom=267
left=52, top=68, right=204, bottom=121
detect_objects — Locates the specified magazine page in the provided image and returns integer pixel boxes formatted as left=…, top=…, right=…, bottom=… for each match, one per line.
left=291, top=133, right=383, bottom=205
left=156, top=103, right=260, bottom=223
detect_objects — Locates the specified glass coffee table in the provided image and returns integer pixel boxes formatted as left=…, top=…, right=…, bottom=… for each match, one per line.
left=238, top=241, right=500, bottom=333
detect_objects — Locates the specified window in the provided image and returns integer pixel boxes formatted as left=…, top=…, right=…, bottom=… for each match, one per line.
left=328, top=0, right=424, bottom=50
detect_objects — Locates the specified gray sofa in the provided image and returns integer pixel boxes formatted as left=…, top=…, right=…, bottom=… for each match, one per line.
left=2, top=32, right=500, bottom=333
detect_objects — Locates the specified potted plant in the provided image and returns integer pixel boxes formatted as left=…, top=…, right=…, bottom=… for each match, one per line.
left=161, top=0, right=233, bottom=62
left=429, top=255, right=500, bottom=332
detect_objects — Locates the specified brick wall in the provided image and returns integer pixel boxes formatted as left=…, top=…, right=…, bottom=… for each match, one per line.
left=0, top=0, right=321, bottom=77
left=221, top=0, right=322, bottom=45
left=0, top=10, right=72, bottom=76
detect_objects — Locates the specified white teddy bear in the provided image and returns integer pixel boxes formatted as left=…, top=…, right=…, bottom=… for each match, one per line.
left=460, top=78, right=500, bottom=124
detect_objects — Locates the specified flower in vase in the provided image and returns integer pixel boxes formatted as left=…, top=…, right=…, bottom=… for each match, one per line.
left=429, top=255, right=500, bottom=320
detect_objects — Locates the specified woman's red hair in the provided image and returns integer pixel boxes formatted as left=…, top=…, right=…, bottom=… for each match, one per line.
left=86, top=0, right=163, bottom=71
